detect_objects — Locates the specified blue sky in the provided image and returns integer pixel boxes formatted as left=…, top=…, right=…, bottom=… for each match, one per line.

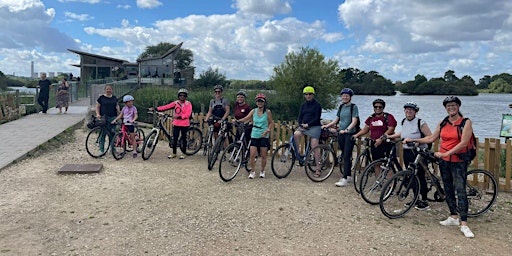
left=0, top=0, right=511, bottom=83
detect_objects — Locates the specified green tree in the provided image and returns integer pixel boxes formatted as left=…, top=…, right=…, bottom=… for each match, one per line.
left=193, top=67, right=229, bottom=89
left=478, top=75, right=491, bottom=89
left=138, top=42, right=193, bottom=70
left=270, top=47, right=341, bottom=119
left=489, top=78, right=512, bottom=93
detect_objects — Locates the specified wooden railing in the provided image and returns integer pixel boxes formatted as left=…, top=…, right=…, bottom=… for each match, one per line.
left=154, top=111, right=511, bottom=192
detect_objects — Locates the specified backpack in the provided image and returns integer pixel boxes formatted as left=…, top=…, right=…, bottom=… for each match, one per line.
left=439, top=116, right=477, bottom=162
left=338, top=103, right=360, bottom=133
left=402, top=118, right=432, bottom=149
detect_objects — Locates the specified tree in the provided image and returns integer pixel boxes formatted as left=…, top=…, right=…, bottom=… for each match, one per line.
left=193, top=67, right=228, bottom=88
left=138, top=42, right=193, bottom=70
left=489, top=78, right=512, bottom=93
left=444, top=70, right=458, bottom=82
left=270, top=47, right=341, bottom=119
left=478, top=75, right=491, bottom=89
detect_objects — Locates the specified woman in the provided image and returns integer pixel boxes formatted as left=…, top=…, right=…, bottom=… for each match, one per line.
left=404, top=96, right=475, bottom=238
left=95, top=84, right=120, bottom=152
left=322, top=88, right=359, bottom=186
left=152, top=88, right=193, bottom=159
left=237, top=93, right=274, bottom=179
left=233, top=90, right=252, bottom=144
left=56, top=78, right=70, bottom=114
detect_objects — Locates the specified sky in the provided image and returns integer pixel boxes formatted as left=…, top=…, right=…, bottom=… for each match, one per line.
left=0, top=0, right=511, bottom=83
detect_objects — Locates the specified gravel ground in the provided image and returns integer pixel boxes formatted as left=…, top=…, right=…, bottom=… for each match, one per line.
left=1, top=127, right=512, bottom=256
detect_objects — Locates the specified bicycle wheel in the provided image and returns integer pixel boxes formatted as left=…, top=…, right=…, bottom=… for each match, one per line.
left=379, top=169, right=420, bottom=219
left=142, top=130, right=159, bottom=160
left=271, top=143, right=295, bottom=179
left=111, top=133, right=127, bottom=160
left=305, top=145, right=335, bottom=182
left=219, top=143, right=243, bottom=182
left=208, top=136, right=225, bottom=170
left=135, top=128, right=145, bottom=153
left=360, top=159, right=397, bottom=205
left=466, top=169, right=498, bottom=217
left=353, top=150, right=370, bottom=193
left=183, top=127, right=202, bottom=156
left=85, top=127, right=110, bottom=158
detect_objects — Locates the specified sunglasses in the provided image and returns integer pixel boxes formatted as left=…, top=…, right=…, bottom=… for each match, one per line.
left=303, top=93, right=314, bottom=96
left=178, top=94, right=187, bottom=97
left=214, top=90, right=222, bottom=93
left=373, top=105, right=384, bottom=109
left=256, top=99, right=265, bottom=103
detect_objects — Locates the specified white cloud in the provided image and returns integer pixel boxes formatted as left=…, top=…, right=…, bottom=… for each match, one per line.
left=116, top=4, right=131, bottom=10
left=136, top=0, right=162, bottom=9
left=234, top=0, right=292, bottom=16
left=64, top=11, right=93, bottom=21
left=57, top=0, right=101, bottom=3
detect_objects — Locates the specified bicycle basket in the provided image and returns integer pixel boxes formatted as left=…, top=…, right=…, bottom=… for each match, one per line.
left=86, top=116, right=96, bottom=129
left=95, top=116, right=107, bottom=127
left=320, top=128, right=338, bottom=139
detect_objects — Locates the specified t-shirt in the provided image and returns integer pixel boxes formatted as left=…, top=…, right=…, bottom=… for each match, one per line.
left=251, top=109, right=269, bottom=138
left=365, top=113, right=397, bottom=140
left=234, top=102, right=251, bottom=120
left=401, top=117, right=427, bottom=149
left=209, top=97, right=230, bottom=119
left=121, top=106, right=137, bottom=125
left=336, top=103, right=359, bottom=133
left=38, top=79, right=52, bottom=96
left=97, top=95, right=119, bottom=117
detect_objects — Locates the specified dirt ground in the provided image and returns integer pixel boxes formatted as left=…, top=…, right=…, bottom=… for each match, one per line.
left=1, top=127, right=511, bottom=256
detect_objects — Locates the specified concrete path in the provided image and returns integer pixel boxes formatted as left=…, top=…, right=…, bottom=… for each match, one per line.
left=0, top=98, right=91, bottom=170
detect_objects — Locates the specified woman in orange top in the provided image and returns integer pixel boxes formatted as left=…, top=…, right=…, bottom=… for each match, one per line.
left=404, top=96, right=475, bottom=238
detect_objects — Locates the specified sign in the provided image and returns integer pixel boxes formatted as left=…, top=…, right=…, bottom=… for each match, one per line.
left=500, top=114, right=512, bottom=138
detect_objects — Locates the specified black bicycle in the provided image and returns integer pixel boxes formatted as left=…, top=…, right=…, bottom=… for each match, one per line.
left=207, top=120, right=235, bottom=170
left=352, top=137, right=375, bottom=193
left=379, top=143, right=498, bottom=219
left=85, top=115, right=116, bottom=158
left=141, top=111, right=203, bottom=160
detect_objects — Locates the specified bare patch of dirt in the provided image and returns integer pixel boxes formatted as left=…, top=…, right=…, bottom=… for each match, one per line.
left=0, top=128, right=511, bottom=255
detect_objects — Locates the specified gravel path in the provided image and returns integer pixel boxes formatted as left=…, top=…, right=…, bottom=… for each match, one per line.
left=0, top=128, right=511, bottom=255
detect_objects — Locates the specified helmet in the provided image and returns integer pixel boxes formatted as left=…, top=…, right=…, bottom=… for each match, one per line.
left=255, top=93, right=266, bottom=101
left=123, top=95, right=134, bottom=102
left=303, top=86, right=315, bottom=94
left=340, top=88, right=354, bottom=96
left=403, top=101, right=419, bottom=112
left=236, top=90, right=247, bottom=98
left=443, top=96, right=461, bottom=107
left=177, top=88, right=188, bottom=96
left=372, top=98, right=386, bottom=108
left=213, top=85, right=223, bottom=91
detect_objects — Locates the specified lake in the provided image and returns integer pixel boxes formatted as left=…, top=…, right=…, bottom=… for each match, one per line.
left=323, top=93, right=512, bottom=141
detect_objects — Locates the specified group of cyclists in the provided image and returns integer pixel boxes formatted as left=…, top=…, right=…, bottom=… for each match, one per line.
left=95, top=83, right=476, bottom=238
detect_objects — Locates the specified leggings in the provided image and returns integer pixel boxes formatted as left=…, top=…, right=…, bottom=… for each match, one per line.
left=172, top=126, right=189, bottom=154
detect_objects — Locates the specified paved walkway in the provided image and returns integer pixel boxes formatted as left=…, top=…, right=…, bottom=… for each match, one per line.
left=0, top=98, right=91, bottom=170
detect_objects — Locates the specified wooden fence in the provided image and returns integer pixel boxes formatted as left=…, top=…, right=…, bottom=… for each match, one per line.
left=155, top=111, right=511, bottom=192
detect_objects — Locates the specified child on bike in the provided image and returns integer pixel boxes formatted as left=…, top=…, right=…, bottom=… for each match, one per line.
left=112, top=95, right=138, bottom=158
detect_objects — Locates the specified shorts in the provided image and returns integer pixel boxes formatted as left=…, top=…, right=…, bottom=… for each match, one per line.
left=299, top=125, right=321, bottom=139
left=250, top=137, right=270, bottom=149
left=125, top=125, right=135, bottom=133
left=370, top=142, right=394, bottom=160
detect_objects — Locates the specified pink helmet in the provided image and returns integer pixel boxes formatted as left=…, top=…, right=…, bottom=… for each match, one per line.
left=255, top=93, right=266, bottom=102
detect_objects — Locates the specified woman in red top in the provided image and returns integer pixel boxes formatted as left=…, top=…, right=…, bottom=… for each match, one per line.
left=233, top=90, right=252, bottom=144
left=152, top=88, right=193, bottom=159
left=404, top=96, right=475, bottom=238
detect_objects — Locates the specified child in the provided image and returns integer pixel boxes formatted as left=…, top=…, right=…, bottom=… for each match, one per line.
left=112, top=95, right=138, bottom=158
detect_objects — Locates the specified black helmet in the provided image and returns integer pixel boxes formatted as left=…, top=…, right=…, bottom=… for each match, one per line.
left=372, top=98, right=386, bottom=108
left=403, top=101, right=419, bottom=112
left=236, top=90, right=247, bottom=98
left=340, top=88, right=354, bottom=96
left=443, top=96, right=461, bottom=107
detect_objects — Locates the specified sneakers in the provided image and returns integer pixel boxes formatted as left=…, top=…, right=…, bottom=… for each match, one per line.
left=132, top=153, right=137, bottom=158
left=179, top=155, right=185, bottom=159
left=248, top=171, right=255, bottom=179
left=460, top=225, right=475, bottom=238
left=168, top=154, right=176, bottom=159
left=414, top=200, right=430, bottom=210
left=439, top=216, right=460, bottom=226
left=259, top=171, right=265, bottom=178
left=335, top=176, right=352, bottom=187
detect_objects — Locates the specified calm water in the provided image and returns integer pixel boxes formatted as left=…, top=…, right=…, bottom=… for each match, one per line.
left=323, top=93, right=512, bottom=141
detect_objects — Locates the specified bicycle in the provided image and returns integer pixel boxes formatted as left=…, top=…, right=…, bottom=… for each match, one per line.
left=305, top=128, right=361, bottom=182
left=207, top=119, right=235, bottom=170
left=379, top=143, right=498, bottom=219
left=202, top=118, right=220, bottom=158
left=85, top=115, right=116, bottom=158
left=111, top=122, right=146, bottom=160
left=358, top=139, right=403, bottom=205
left=218, top=121, right=260, bottom=182
left=352, top=137, right=375, bottom=193
left=270, top=123, right=324, bottom=179
left=141, top=111, right=203, bottom=160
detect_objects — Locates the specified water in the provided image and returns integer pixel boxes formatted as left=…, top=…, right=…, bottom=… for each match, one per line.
left=323, top=93, right=512, bottom=141
left=7, top=87, right=37, bottom=94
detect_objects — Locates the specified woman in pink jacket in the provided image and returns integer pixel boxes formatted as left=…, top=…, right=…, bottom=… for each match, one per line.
left=155, top=88, right=193, bottom=159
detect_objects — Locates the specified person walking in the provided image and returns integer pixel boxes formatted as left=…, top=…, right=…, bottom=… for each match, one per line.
left=388, top=101, right=432, bottom=209
left=404, top=96, right=475, bottom=238
left=236, top=93, right=274, bottom=179
left=322, top=88, right=360, bottom=186
left=56, top=78, right=70, bottom=114
left=37, top=73, right=52, bottom=114
left=152, top=88, right=193, bottom=159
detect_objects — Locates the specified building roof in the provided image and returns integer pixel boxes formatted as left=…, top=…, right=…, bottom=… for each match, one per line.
left=137, top=42, right=183, bottom=62
left=67, top=49, right=130, bottom=64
